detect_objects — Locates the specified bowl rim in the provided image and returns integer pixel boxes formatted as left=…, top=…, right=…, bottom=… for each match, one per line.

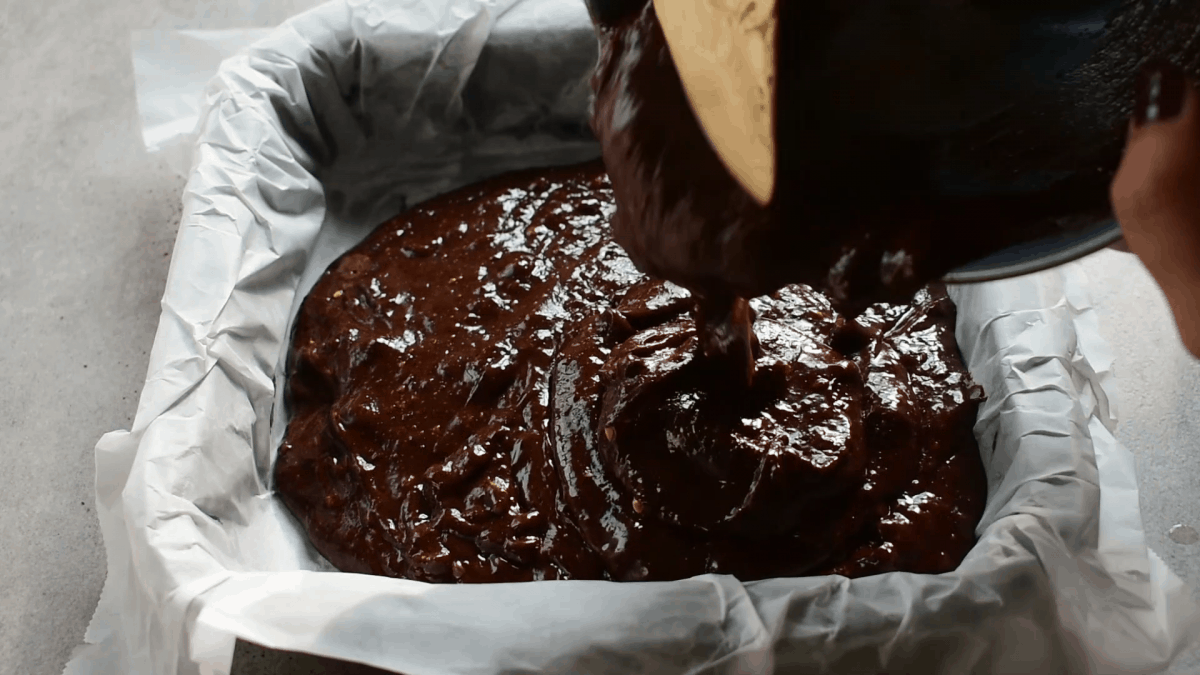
left=942, top=220, right=1122, bottom=284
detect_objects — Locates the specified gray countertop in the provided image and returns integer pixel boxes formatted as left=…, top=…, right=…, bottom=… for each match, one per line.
left=2, top=1, right=1198, bottom=673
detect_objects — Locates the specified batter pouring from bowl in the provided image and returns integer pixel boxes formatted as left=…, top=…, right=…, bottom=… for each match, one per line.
left=584, top=0, right=1200, bottom=365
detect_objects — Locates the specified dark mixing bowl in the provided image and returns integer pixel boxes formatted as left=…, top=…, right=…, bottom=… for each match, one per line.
left=943, top=219, right=1122, bottom=283
left=587, top=0, right=1200, bottom=283
left=769, top=0, right=1200, bottom=283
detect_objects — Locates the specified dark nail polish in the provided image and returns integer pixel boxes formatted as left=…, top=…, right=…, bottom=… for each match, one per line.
left=584, top=0, right=646, bottom=27
left=1134, top=59, right=1187, bottom=127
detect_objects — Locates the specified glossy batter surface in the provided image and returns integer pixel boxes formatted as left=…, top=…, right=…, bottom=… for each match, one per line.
left=276, top=162, right=987, bottom=583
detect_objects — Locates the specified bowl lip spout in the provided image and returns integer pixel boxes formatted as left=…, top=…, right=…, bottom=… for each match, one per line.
left=943, top=219, right=1122, bottom=284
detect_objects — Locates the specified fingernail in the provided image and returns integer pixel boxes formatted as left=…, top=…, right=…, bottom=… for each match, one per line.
left=1134, top=59, right=1187, bottom=127
left=584, top=0, right=645, bottom=26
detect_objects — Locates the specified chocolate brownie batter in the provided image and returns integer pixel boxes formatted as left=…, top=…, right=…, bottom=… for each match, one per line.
left=276, top=161, right=987, bottom=583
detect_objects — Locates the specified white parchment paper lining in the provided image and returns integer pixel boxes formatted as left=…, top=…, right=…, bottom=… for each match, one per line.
left=68, top=0, right=1200, bottom=672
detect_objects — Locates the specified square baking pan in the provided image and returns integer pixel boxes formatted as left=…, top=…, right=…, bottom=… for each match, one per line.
left=71, top=1, right=1199, bottom=673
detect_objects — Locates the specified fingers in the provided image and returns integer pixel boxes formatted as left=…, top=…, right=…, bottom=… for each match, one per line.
left=1110, top=61, right=1200, bottom=249
left=1110, top=59, right=1200, bottom=357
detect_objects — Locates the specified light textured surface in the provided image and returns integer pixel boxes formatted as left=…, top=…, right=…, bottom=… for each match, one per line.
left=1, top=1, right=1198, bottom=674
left=0, top=2, right=180, bottom=674
left=1078, top=250, right=1200, bottom=674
